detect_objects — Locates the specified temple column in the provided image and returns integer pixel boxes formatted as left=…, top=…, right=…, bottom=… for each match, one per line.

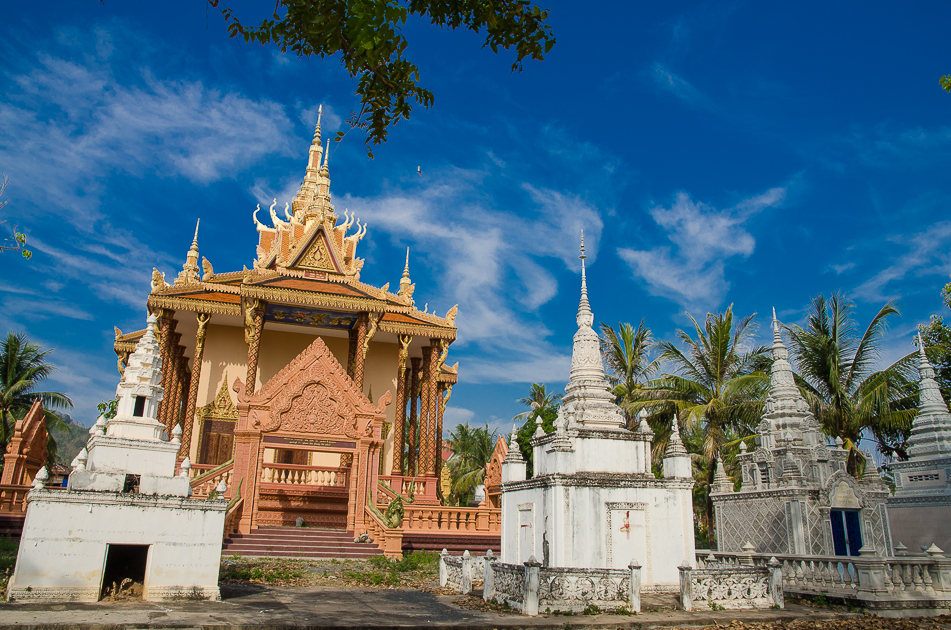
left=418, top=347, right=431, bottom=476
left=244, top=299, right=265, bottom=394
left=424, top=342, right=440, bottom=476
left=167, top=338, right=185, bottom=434
left=436, top=382, right=451, bottom=482
left=347, top=313, right=369, bottom=391
left=391, top=335, right=411, bottom=475
left=407, top=357, right=421, bottom=475
left=155, top=310, right=177, bottom=429
left=181, top=313, right=210, bottom=458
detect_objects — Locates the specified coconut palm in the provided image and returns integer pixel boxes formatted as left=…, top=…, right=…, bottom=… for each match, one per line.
left=0, top=332, right=73, bottom=464
left=785, top=294, right=917, bottom=474
left=634, top=305, right=770, bottom=544
left=514, top=383, right=561, bottom=420
left=599, top=320, right=659, bottom=427
left=445, top=422, right=497, bottom=505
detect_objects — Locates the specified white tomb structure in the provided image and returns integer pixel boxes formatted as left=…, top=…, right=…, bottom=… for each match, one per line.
left=712, top=311, right=892, bottom=557
left=500, top=237, right=696, bottom=591
left=887, top=336, right=951, bottom=552
left=7, top=314, right=227, bottom=602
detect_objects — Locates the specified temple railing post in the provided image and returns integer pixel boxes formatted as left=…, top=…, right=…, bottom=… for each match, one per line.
left=483, top=549, right=496, bottom=602
left=679, top=561, right=693, bottom=611
left=629, top=558, right=642, bottom=613
left=461, top=550, right=472, bottom=594
left=523, top=556, right=541, bottom=616
left=769, top=556, right=785, bottom=608
left=439, top=548, right=448, bottom=588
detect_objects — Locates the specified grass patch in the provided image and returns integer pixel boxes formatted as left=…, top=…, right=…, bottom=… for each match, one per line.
left=0, top=537, right=17, bottom=592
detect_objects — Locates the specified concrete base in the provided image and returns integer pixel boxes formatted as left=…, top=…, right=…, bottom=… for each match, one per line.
left=7, top=488, right=226, bottom=603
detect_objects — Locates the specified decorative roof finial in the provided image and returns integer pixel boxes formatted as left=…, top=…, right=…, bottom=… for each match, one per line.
left=402, top=248, right=411, bottom=280
left=313, top=104, right=323, bottom=145
left=505, top=423, right=524, bottom=462
left=665, top=412, right=688, bottom=458
left=321, top=138, right=330, bottom=174
left=175, top=219, right=202, bottom=285
left=576, top=230, right=592, bottom=328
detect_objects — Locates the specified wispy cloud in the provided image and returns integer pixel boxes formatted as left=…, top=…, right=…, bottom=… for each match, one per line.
left=618, top=187, right=786, bottom=311
left=650, top=63, right=716, bottom=112
left=853, top=222, right=951, bottom=302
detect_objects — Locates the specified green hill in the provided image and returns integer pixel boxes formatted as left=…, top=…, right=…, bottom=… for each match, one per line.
left=48, top=412, right=89, bottom=467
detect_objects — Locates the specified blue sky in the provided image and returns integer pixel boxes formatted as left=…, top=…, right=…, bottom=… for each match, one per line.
left=1, top=2, right=949, bottom=436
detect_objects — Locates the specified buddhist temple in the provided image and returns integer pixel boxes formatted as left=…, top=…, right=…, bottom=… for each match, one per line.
left=886, top=335, right=951, bottom=552
left=712, top=310, right=892, bottom=557
left=113, top=107, right=468, bottom=548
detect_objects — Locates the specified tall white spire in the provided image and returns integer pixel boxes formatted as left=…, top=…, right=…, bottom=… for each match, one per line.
left=907, top=333, right=951, bottom=458
left=760, top=308, right=819, bottom=448
left=561, top=230, right=625, bottom=430
left=313, top=104, right=323, bottom=145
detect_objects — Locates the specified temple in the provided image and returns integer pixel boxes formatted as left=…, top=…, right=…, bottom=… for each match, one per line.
left=711, top=310, right=892, bottom=557
left=886, top=336, right=951, bottom=552
left=113, top=107, right=467, bottom=546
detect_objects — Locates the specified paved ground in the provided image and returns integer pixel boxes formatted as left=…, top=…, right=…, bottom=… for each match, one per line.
left=0, top=585, right=873, bottom=629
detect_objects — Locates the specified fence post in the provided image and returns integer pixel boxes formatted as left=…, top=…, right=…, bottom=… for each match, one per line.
left=856, top=546, right=887, bottom=597
left=628, top=558, right=642, bottom=613
left=678, top=561, right=693, bottom=611
left=768, top=556, right=784, bottom=608
left=439, top=548, right=449, bottom=588
left=484, top=550, right=496, bottom=602
left=461, top=550, right=473, bottom=594
left=523, top=555, right=541, bottom=616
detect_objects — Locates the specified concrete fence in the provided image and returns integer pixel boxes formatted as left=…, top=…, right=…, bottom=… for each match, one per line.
left=679, top=558, right=784, bottom=611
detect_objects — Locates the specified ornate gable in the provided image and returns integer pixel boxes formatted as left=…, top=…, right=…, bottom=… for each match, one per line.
left=246, top=337, right=390, bottom=439
left=1, top=399, right=48, bottom=485
left=288, top=225, right=342, bottom=273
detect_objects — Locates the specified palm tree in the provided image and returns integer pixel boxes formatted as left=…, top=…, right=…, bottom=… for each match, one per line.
left=635, top=305, right=769, bottom=544
left=445, top=423, right=498, bottom=505
left=599, top=320, right=659, bottom=426
left=785, top=294, right=917, bottom=475
left=0, top=332, right=73, bottom=462
left=514, top=383, right=561, bottom=420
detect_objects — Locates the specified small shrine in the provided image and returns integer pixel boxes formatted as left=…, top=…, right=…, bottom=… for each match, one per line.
left=7, top=315, right=227, bottom=602
left=499, top=235, right=696, bottom=591
left=712, top=311, right=892, bottom=557
left=887, top=336, right=951, bottom=553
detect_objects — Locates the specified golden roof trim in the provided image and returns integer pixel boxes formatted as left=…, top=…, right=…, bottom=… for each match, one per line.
left=147, top=294, right=242, bottom=317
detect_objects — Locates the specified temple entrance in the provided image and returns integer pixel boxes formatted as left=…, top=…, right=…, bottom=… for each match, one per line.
left=196, top=379, right=238, bottom=465
left=100, top=544, right=149, bottom=600
left=830, top=509, right=863, bottom=556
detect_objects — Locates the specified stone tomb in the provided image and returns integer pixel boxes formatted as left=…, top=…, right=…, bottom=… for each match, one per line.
left=7, top=315, right=227, bottom=602
left=499, top=237, right=696, bottom=593
left=887, top=337, right=951, bottom=553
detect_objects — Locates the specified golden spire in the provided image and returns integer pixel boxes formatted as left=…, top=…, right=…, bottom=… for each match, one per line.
left=175, top=219, right=201, bottom=285
left=313, top=104, right=322, bottom=145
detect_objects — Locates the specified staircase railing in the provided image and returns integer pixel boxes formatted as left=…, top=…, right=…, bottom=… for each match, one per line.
left=0, top=484, right=29, bottom=514
left=223, top=497, right=244, bottom=542
left=190, top=459, right=234, bottom=498
left=364, top=504, right=404, bottom=558
left=402, top=504, right=500, bottom=534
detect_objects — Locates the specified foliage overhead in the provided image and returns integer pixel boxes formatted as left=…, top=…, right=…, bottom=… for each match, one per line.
left=514, top=382, right=561, bottom=420
left=515, top=404, right=556, bottom=478
left=0, top=332, right=72, bottom=465
left=0, top=177, right=32, bottom=260
left=942, top=74, right=951, bottom=93
left=785, top=293, right=917, bottom=468
left=918, top=279, right=951, bottom=403
left=210, top=0, right=556, bottom=157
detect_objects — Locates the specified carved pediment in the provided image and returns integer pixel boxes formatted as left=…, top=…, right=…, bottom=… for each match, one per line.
left=250, top=336, right=388, bottom=438
left=199, top=378, right=238, bottom=422
left=484, top=435, right=508, bottom=488
left=288, top=226, right=342, bottom=273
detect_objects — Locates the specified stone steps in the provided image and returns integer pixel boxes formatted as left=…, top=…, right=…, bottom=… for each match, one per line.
left=222, top=526, right=382, bottom=560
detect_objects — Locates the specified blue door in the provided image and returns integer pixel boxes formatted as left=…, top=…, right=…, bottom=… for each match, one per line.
left=830, top=509, right=863, bottom=556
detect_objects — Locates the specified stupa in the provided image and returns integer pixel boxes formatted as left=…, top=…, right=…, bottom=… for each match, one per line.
left=887, top=335, right=951, bottom=552
left=712, top=310, right=892, bottom=557
left=7, top=314, right=228, bottom=602
left=499, top=234, right=696, bottom=591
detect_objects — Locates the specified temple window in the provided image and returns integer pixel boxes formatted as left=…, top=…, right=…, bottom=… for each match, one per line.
left=133, top=396, right=146, bottom=417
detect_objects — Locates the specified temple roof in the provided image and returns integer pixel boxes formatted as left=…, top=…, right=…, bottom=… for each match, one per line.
left=144, top=106, right=457, bottom=342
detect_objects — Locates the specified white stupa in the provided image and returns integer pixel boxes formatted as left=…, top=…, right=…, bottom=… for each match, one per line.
left=499, top=233, right=696, bottom=591
left=7, top=314, right=227, bottom=603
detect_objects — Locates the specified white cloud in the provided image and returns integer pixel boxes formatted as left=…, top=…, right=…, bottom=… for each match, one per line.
left=337, top=161, right=604, bottom=384
left=650, top=63, right=716, bottom=112
left=443, top=406, right=476, bottom=430
left=618, top=187, right=785, bottom=310
left=853, top=222, right=951, bottom=303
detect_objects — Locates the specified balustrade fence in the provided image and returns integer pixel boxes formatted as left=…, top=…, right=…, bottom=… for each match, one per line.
left=0, top=485, right=29, bottom=514
left=696, top=549, right=951, bottom=613
left=260, top=463, right=348, bottom=489
left=441, top=550, right=642, bottom=616
left=679, top=561, right=783, bottom=611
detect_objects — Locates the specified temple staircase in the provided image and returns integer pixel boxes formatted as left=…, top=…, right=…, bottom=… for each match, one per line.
left=221, top=526, right=382, bottom=560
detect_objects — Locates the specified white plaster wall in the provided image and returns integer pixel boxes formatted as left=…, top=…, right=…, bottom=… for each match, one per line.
left=501, top=481, right=694, bottom=590
left=8, top=490, right=226, bottom=602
